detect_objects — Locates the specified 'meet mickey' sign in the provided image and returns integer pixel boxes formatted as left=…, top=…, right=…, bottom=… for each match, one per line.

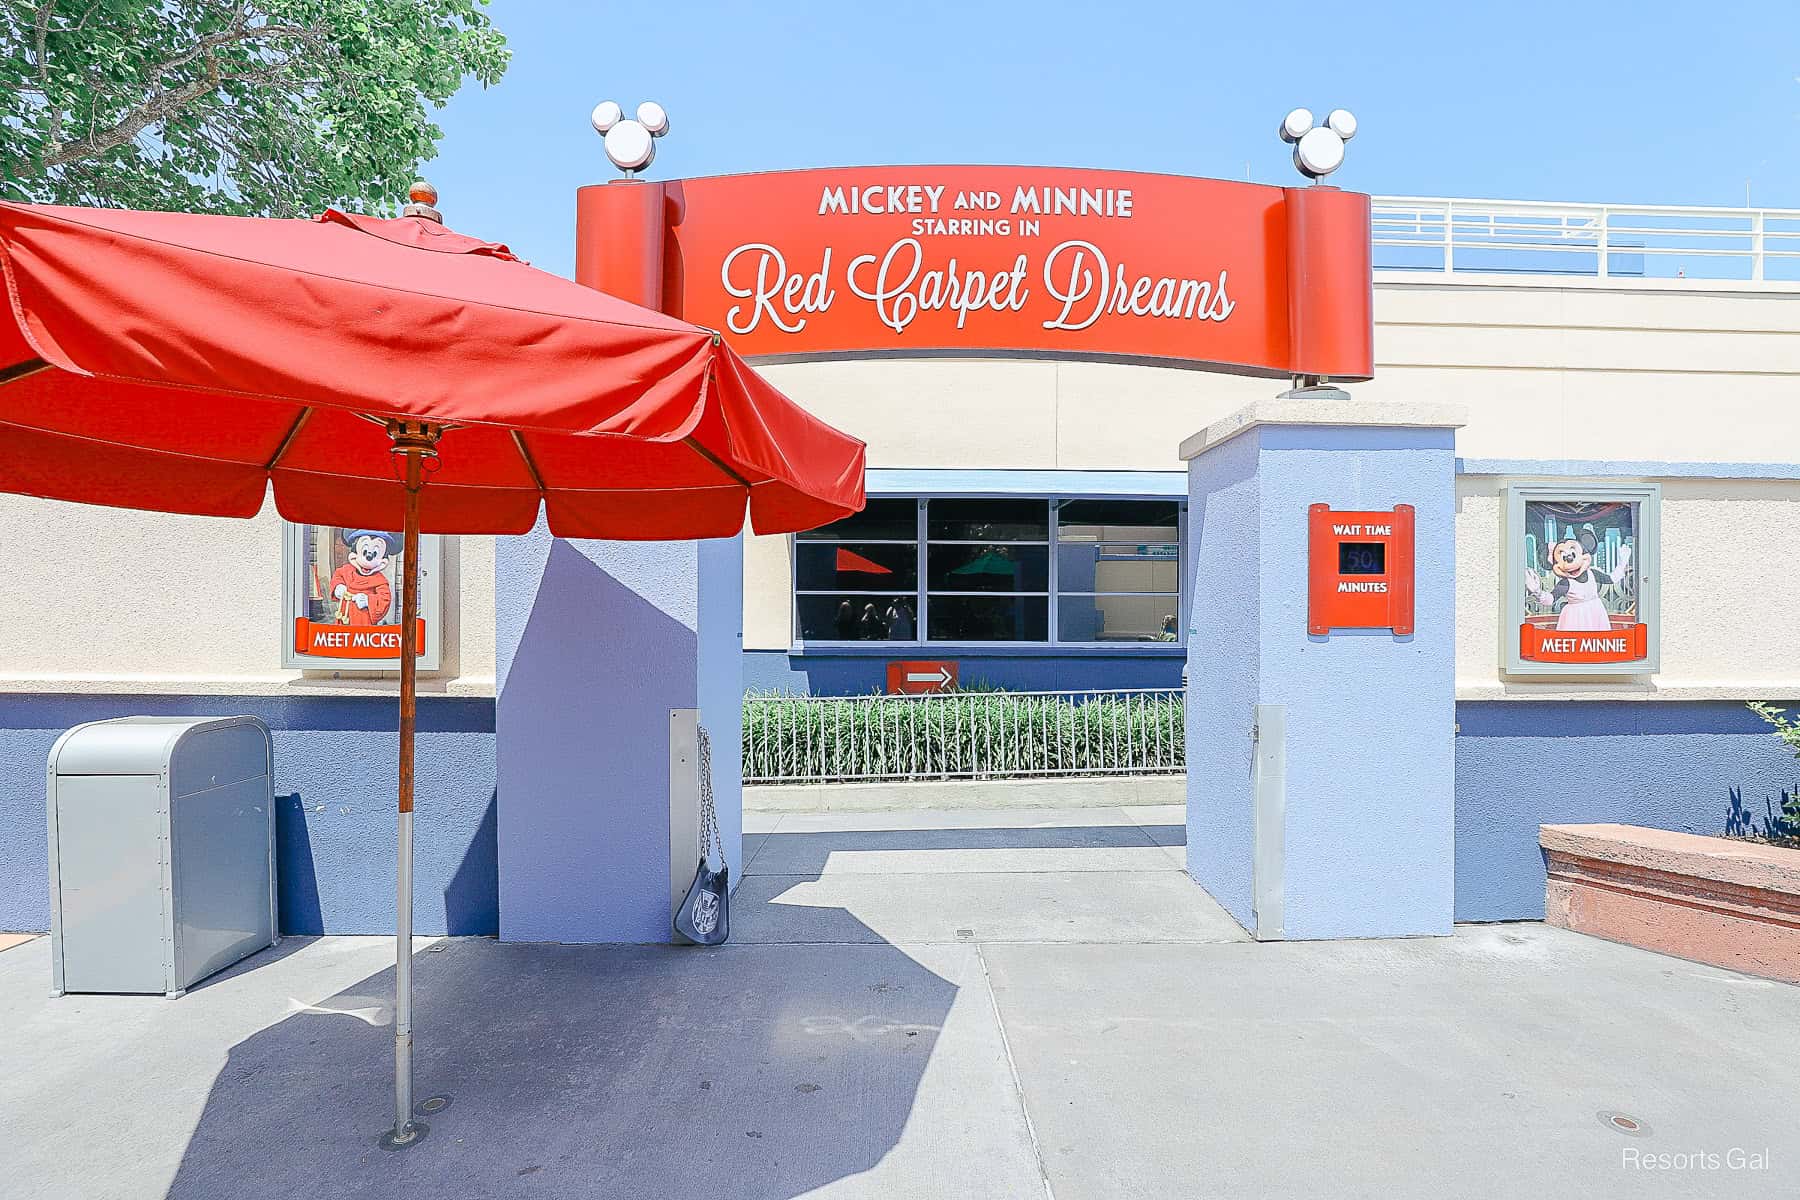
left=1307, top=505, right=1415, bottom=636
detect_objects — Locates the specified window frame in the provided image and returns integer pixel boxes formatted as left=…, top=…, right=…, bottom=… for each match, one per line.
left=1500, top=480, right=1660, bottom=677
left=791, top=495, right=1185, bottom=651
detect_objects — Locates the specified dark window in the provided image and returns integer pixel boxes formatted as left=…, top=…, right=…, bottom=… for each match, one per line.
left=1054, top=499, right=1180, bottom=643
left=795, top=541, right=919, bottom=591
left=795, top=498, right=918, bottom=542
left=793, top=496, right=1182, bottom=646
left=926, top=544, right=1049, bottom=592
left=928, top=499, right=1049, bottom=542
left=927, top=595, right=1049, bottom=642
left=796, top=594, right=918, bottom=641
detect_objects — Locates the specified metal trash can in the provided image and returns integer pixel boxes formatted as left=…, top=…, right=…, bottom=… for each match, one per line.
left=47, top=716, right=277, bottom=997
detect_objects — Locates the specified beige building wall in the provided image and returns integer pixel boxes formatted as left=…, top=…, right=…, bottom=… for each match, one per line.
left=751, top=275, right=1800, bottom=694
left=1456, top=476, right=1800, bottom=699
left=4, top=273, right=1796, bottom=696
left=0, top=494, right=496, bottom=696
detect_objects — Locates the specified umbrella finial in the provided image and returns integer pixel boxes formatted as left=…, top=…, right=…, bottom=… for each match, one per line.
left=403, top=181, right=442, bottom=223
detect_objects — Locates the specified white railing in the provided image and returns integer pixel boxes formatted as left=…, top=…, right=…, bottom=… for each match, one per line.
left=1372, top=196, right=1800, bottom=283
left=742, top=688, right=1184, bottom=784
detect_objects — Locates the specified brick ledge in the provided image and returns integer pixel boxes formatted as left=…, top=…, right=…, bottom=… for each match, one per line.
left=1540, top=823, right=1800, bottom=984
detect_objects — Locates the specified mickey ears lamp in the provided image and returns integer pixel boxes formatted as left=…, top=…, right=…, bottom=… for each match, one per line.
left=1279, top=107, right=1357, bottom=182
left=591, top=100, right=670, bottom=176
left=1276, top=106, right=1361, bottom=398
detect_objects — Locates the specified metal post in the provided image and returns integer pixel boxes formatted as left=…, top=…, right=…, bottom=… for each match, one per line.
left=1250, top=703, right=1286, bottom=941
left=381, top=423, right=436, bottom=1150
left=1442, top=199, right=1454, bottom=274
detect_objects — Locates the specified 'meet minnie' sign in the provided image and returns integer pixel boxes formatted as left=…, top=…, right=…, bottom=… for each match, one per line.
left=576, top=167, right=1375, bottom=381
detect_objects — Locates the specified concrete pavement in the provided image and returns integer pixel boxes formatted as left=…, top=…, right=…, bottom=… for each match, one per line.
left=1, top=805, right=1795, bottom=1199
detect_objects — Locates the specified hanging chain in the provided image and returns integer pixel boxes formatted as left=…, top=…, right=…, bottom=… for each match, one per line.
left=697, top=725, right=723, bottom=868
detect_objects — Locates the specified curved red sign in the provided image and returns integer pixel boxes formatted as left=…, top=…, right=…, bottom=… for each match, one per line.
left=576, top=166, right=1373, bottom=381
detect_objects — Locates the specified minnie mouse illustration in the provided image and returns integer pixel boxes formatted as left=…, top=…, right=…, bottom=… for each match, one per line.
left=330, top=529, right=398, bottom=626
left=1526, top=527, right=1631, bottom=632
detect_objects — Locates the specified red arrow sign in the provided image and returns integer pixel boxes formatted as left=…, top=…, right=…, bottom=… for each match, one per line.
left=886, top=660, right=958, bottom=694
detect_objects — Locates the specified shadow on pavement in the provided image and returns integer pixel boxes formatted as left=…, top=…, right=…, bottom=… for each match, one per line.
left=166, top=933, right=956, bottom=1200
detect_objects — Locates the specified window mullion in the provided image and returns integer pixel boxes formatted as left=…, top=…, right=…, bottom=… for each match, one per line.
left=917, top=499, right=928, bottom=645
left=1049, top=498, right=1061, bottom=646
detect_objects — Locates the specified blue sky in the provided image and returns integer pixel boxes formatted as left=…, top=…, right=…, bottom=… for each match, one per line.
left=426, top=1, right=1800, bottom=276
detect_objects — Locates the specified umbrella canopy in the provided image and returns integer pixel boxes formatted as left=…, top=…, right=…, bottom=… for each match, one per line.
left=950, top=548, right=1021, bottom=578
left=0, top=200, right=865, bottom=538
left=0, top=191, right=865, bottom=1149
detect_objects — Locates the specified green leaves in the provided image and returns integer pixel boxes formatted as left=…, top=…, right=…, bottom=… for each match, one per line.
left=0, top=0, right=509, bottom=217
left=743, top=691, right=1186, bottom=783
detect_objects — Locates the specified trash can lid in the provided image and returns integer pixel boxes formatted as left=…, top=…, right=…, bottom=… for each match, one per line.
left=49, top=716, right=269, bottom=776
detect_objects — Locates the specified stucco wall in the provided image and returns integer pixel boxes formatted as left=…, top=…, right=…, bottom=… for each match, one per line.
left=1455, top=476, right=1800, bottom=697
left=0, top=692, right=496, bottom=936
left=739, top=279, right=1800, bottom=662
left=1183, top=429, right=1262, bottom=929
left=1452, top=700, right=1799, bottom=921
left=494, top=529, right=744, bottom=944
left=6, top=279, right=1797, bottom=690
left=0, top=495, right=496, bottom=695
left=1184, top=418, right=1459, bottom=939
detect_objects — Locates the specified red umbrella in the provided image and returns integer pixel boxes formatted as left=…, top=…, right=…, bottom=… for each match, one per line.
left=0, top=185, right=865, bottom=1148
left=835, top=546, right=893, bottom=575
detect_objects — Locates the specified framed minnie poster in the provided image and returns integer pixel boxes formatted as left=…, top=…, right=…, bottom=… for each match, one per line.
left=1502, top=482, right=1659, bottom=675
left=280, top=523, right=443, bottom=671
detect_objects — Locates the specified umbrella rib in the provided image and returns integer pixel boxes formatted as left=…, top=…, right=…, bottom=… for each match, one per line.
left=264, top=407, right=312, bottom=471
left=511, top=431, right=547, bottom=497
left=0, top=358, right=49, bottom=387
left=682, top=435, right=754, bottom=489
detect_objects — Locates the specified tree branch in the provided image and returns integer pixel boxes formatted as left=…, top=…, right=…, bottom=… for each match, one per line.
left=34, top=0, right=59, bottom=144
left=38, top=14, right=331, bottom=170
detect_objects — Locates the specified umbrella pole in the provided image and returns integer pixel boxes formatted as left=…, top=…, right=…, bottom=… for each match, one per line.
left=384, top=424, right=435, bottom=1150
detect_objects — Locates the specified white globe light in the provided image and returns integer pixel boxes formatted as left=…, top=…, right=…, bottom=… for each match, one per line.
left=1326, top=108, right=1358, bottom=140
left=1280, top=107, right=1314, bottom=143
left=636, top=101, right=669, bottom=135
left=590, top=100, right=622, bottom=134
left=1294, top=127, right=1345, bottom=177
left=604, top=121, right=656, bottom=171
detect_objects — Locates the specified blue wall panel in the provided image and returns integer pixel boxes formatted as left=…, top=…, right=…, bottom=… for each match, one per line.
left=744, top=649, right=1183, bottom=696
left=1184, top=423, right=1459, bottom=939
left=495, top=531, right=744, bottom=944
left=7, top=693, right=1792, bottom=936
left=1183, top=427, right=1262, bottom=930
left=1452, top=700, right=1798, bottom=921
left=0, top=693, right=496, bottom=936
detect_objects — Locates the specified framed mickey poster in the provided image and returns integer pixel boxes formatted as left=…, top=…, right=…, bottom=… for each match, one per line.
left=1502, top=482, right=1659, bottom=676
left=281, top=523, right=443, bottom=671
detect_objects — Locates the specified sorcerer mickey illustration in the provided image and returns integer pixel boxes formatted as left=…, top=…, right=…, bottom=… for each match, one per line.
left=330, top=529, right=398, bottom=626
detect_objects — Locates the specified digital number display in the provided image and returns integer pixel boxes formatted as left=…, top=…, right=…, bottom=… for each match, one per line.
left=1338, top=542, right=1386, bottom=576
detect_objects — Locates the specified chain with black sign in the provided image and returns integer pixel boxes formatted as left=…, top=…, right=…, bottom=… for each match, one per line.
left=673, top=726, right=729, bottom=945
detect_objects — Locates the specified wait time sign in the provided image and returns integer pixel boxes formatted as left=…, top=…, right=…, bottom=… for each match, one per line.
left=1307, top=505, right=1415, bottom=635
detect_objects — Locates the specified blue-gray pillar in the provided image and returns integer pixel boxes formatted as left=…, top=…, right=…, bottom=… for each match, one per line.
left=494, top=524, right=742, bottom=943
left=1183, top=397, right=1465, bottom=939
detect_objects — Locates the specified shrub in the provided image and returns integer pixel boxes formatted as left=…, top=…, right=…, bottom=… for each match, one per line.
left=743, top=689, right=1184, bottom=783
left=1741, top=703, right=1800, bottom=847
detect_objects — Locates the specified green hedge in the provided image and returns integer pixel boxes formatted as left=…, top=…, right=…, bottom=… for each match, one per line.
left=743, top=690, right=1184, bottom=782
